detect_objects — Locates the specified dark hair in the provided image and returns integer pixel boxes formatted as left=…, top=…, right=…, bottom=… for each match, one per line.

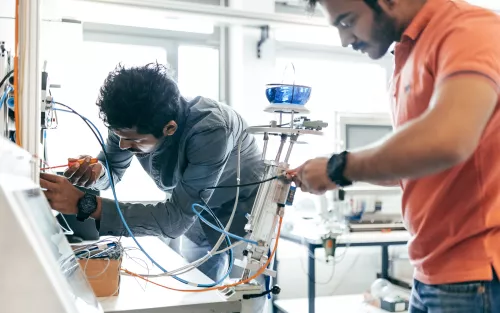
left=306, top=0, right=382, bottom=14
left=97, top=63, right=180, bottom=138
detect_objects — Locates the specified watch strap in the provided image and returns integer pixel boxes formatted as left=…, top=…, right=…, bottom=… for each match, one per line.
left=327, top=151, right=352, bottom=187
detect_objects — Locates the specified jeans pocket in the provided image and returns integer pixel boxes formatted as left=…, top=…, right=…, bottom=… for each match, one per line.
left=433, top=281, right=485, bottom=294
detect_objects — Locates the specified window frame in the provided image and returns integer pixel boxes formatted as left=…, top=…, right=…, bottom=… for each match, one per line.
left=82, top=23, right=225, bottom=100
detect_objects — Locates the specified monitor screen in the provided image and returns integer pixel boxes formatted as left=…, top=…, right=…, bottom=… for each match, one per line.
left=13, top=188, right=102, bottom=313
left=346, top=124, right=393, bottom=150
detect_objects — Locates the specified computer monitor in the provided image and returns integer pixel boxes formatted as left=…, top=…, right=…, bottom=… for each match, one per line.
left=0, top=139, right=102, bottom=313
left=337, top=112, right=393, bottom=151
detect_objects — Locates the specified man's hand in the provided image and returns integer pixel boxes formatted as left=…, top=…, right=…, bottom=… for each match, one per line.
left=64, top=155, right=103, bottom=187
left=289, top=157, right=338, bottom=195
left=40, top=173, right=84, bottom=215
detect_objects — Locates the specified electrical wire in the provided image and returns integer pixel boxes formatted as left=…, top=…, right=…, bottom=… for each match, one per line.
left=53, top=102, right=281, bottom=291
left=0, top=86, right=12, bottom=110
left=147, top=134, right=251, bottom=279
left=202, top=176, right=278, bottom=192
left=122, top=216, right=283, bottom=293
left=52, top=102, right=235, bottom=287
left=192, top=203, right=258, bottom=245
left=0, top=70, right=13, bottom=90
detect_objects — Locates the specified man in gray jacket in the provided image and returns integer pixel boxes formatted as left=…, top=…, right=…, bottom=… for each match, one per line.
left=40, top=63, right=264, bottom=282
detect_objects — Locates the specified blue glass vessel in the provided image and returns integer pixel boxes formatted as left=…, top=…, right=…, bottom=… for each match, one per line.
left=265, top=84, right=312, bottom=106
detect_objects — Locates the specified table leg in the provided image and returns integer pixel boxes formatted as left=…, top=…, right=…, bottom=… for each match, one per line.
left=308, top=243, right=315, bottom=313
left=381, top=245, right=389, bottom=279
left=272, top=248, right=279, bottom=313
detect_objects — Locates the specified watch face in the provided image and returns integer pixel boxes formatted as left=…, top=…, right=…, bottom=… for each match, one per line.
left=79, top=194, right=97, bottom=214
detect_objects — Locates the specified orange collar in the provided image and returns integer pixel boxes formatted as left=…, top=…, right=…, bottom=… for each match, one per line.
left=402, top=0, right=449, bottom=41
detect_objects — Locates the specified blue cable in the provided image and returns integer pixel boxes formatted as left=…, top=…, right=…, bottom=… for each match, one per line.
left=0, top=86, right=12, bottom=110
left=53, top=105, right=233, bottom=287
left=192, top=203, right=258, bottom=245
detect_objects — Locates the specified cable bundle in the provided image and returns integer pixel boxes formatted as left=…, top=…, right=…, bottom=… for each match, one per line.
left=51, top=101, right=282, bottom=294
left=74, top=240, right=123, bottom=297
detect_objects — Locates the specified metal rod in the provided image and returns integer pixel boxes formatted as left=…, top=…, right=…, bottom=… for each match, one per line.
left=275, top=134, right=287, bottom=163
left=262, top=132, right=269, bottom=160
left=242, top=269, right=251, bottom=281
left=284, top=134, right=298, bottom=163
left=19, top=0, right=42, bottom=184
left=290, top=111, right=294, bottom=129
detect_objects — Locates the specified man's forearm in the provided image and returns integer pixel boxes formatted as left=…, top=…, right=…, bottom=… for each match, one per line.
left=343, top=118, right=468, bottom=183
left=93, top=197, right=196, bottom=238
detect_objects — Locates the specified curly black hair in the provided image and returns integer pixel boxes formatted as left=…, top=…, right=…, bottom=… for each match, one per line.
left=97, top=63, right=180, bottom=138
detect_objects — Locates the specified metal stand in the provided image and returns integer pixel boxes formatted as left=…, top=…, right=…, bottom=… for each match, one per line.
left=18, top=0, right=42, bottom=184
left=219, top=108, right=327, bottom=312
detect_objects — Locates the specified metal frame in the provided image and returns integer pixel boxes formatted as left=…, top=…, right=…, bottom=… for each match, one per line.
left=82, top=23, right=222, bottom=100
left=273, top=233, right=409, bottom=313
left=336, top=112, right=393, bottom=152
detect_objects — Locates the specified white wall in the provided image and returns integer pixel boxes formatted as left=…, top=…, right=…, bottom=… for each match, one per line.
left=0, top=0, right=15, bottom=47
left=227, top=0, right=277, bottom=125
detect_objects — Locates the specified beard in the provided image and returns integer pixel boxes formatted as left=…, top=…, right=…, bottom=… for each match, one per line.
left=369, top=10, right=399, bottom=59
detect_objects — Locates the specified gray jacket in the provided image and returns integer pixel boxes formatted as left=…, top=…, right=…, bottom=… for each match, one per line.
left=94, top=96, right=264, bottom=247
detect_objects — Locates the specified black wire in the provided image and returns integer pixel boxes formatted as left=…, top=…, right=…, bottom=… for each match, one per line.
left=203, top=176, right=278, bottom=191
left=197, top=175, right=280, bottom=252
left=0, top=70, right=14, bottom=90
left=53, top=101, right=234, bottom=269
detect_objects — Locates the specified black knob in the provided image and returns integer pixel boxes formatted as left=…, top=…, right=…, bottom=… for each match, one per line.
left=242, top=250, right=248, bottom=256
left=271, top=285, right=281, bottom=295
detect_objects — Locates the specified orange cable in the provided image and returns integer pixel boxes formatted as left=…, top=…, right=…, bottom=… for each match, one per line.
left=14, top=0, right=21, bottom=147
left=122, top=216, right=283, bottom=293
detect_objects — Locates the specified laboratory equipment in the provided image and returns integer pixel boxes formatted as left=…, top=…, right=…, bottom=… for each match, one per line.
left=219, top=84, right=327, bottom=311
left=0, top=137, right=103, bottom=313
left=336, top=112, right=393, bottom=151
left=0, top=41, right=13, bottom=140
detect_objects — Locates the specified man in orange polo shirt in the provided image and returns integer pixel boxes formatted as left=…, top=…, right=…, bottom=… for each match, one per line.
left=292, top=0, right=500, bottom=311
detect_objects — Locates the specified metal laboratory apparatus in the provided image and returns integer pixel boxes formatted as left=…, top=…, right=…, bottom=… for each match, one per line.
left=219, top=82, right=328, bottom=311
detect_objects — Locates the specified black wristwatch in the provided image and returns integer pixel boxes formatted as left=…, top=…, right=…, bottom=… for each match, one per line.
left=327, top=151, right=353, bottom=187
left=76, top=193, right=98, bottom=222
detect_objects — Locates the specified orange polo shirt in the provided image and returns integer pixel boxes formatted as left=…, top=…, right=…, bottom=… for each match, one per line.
left=393, top=0, right=500, bottom=284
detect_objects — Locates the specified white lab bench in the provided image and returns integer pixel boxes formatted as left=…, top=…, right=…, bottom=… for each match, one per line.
left=274, top=225, right=411, bottom=313
left=274, top=294, right=408, bottom=313
left=92, top=236, right=241, bottom=313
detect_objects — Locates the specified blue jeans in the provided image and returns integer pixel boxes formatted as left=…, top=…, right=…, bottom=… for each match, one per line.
left=410, top=270, right=500, bottom=313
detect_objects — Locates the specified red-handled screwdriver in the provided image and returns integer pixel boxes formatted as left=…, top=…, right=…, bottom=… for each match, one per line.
left=40, top=158, right=98, bottom=171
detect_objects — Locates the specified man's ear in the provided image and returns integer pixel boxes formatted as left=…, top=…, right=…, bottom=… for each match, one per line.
left=163, top=121, right=177, bottom=136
